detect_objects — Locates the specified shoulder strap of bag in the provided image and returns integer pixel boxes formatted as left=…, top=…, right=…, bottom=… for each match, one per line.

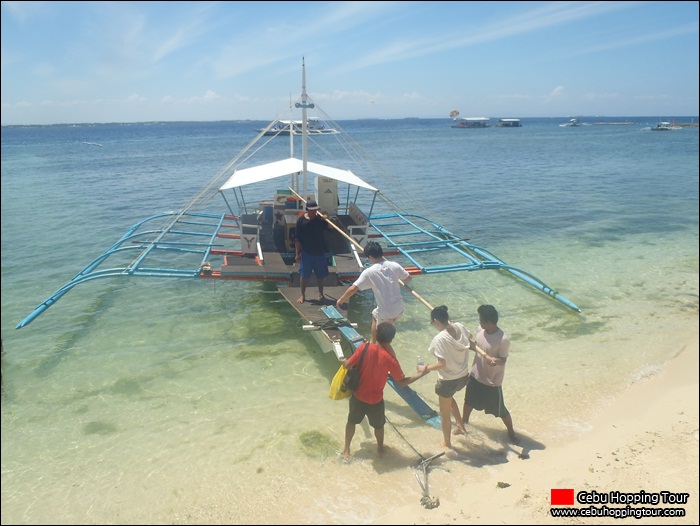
left=356, top=341, right=370, bottom=367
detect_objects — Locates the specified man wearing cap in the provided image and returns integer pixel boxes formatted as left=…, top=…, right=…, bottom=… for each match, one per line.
left=295, top=200, right=331, bottom=303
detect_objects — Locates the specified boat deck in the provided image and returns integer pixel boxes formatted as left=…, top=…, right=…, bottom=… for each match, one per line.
left=278, top=286, right=348, bottom=314
left=277, top=286, right=366, bottom=362
left=218, top=213, right=364, bottom=283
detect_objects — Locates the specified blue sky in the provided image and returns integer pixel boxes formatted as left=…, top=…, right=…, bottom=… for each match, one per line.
left=2, top=1, right=698, bottom=125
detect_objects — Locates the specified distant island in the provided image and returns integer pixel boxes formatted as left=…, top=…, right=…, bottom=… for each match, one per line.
left=593, top=121, right=636, bottom=125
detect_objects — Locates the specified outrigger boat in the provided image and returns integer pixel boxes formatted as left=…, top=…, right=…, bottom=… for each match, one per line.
left=16, top=60, right=580, bottom=428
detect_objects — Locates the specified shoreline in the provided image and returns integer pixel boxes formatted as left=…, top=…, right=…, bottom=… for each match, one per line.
left=375, top=333, right=699, bottom=525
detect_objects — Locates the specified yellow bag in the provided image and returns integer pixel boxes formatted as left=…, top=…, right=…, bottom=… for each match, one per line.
left=329, top=364, right=351, bottom=400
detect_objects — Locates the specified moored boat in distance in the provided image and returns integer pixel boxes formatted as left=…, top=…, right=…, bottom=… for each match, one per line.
left=495, top=118, right=521, bottom=127
left=650, top=121, right=682, bottom=131
left=257, top=117, right=339, bottom=136
left=449, top=110, right=491, bottom=128
left=559, top=118, right=580, bottom=127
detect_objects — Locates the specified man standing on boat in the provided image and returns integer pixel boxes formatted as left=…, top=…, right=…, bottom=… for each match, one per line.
left=295, top=200, right=330, bottom=303
left=336, top=241, right=412, bottom=344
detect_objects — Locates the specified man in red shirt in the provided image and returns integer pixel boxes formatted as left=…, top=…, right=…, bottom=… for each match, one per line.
left=340, top=322, right=428, bottom=458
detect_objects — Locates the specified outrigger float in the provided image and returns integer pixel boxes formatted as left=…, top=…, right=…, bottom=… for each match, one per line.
left=17, top=60, right=580, bottom=427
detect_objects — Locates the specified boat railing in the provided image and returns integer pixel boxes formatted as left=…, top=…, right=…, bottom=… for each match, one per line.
left=333, top=202, right=370, bottom=248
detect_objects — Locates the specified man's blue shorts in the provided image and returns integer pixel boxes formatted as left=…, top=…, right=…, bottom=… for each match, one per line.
left=299, top=252, right=330, bottom=279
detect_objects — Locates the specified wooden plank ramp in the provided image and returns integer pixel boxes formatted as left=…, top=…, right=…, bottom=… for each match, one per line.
left=278, top=286, right=352, bottom=359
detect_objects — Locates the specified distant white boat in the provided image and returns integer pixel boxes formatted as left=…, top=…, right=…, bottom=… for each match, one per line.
left=449, top=112, right=491, bottom=128
left=257, top=118, right=338, bottom=136
left=559, top=118, right=580, bottom=127
left=651, top=121, right=682, bottom=131
left=495, top=118, right=521, bottom=128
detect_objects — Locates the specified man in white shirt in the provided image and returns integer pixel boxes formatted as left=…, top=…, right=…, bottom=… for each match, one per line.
left=336, top=241, right=412, bottom=344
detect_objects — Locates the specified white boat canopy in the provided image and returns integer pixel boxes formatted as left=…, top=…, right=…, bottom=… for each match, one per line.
left=277, top=118, right=320, bottom=124
left=219, top=157, right=378, bottom=192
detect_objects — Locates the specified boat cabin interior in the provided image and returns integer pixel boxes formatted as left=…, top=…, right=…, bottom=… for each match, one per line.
left=218, top=181, right=369, bottom=287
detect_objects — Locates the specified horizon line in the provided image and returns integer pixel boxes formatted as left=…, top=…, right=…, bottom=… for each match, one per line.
left=3, top=115, right=698, bottom=127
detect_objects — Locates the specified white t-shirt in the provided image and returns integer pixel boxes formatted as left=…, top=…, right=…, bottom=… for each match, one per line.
left=353, top=259, right=410, bottom=320
left=429, top=321, right=473, bottom=381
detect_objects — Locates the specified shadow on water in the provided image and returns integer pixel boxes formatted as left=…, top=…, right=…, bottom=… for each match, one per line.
left=32, top=281, right=125, bottom=378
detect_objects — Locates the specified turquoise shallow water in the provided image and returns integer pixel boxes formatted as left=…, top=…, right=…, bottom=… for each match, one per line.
left=2, top=118, right=698, bottom=524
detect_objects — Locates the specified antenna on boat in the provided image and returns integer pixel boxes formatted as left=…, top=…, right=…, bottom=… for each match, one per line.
left=287, top=95, right=297, bottom=190
left=295, top=57, right=314, bottom=203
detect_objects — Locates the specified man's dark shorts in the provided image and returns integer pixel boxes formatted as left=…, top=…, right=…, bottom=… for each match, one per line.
left=347, top=395, right=385, bottom=429
left=464, top=374, right=510, bottom=418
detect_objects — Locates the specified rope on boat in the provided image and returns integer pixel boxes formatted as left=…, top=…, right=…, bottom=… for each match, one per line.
left=297, top=316, right=355, bottom=331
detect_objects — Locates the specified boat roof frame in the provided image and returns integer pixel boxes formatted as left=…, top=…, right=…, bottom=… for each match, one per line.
left=218, top=157, right=378, bottom=192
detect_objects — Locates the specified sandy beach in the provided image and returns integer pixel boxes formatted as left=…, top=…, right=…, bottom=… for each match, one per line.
left=376, top=334, right=699, bottom=525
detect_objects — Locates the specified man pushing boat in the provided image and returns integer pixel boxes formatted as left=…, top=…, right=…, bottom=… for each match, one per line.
left=336, top=241, right=412, bottom=344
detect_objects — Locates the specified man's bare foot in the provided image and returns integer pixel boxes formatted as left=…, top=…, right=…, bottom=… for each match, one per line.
left=297, top=296, right=305, bottom=304
left=509, top=433, right=520, bottom=445
left=452, top=425, right=466, bottom=436
left=317, top=294, right=325, bottom=301
left=341, top=450, right=350, bottom=458
left=377, top=446, right=386, bottom=458
left=441, top=440, right=452, bottom=449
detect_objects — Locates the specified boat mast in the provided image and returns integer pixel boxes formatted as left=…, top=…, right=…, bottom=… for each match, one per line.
left=287, top=95, right=297, bottom=191
left=295, top=57, right=314, bottom=202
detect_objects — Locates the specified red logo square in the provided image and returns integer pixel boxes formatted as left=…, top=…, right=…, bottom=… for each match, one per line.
left=551, top=488, right=575, bottom=505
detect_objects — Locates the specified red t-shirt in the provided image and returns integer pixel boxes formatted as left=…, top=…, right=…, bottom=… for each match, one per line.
left=346, top=342, right=406, bottom=404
